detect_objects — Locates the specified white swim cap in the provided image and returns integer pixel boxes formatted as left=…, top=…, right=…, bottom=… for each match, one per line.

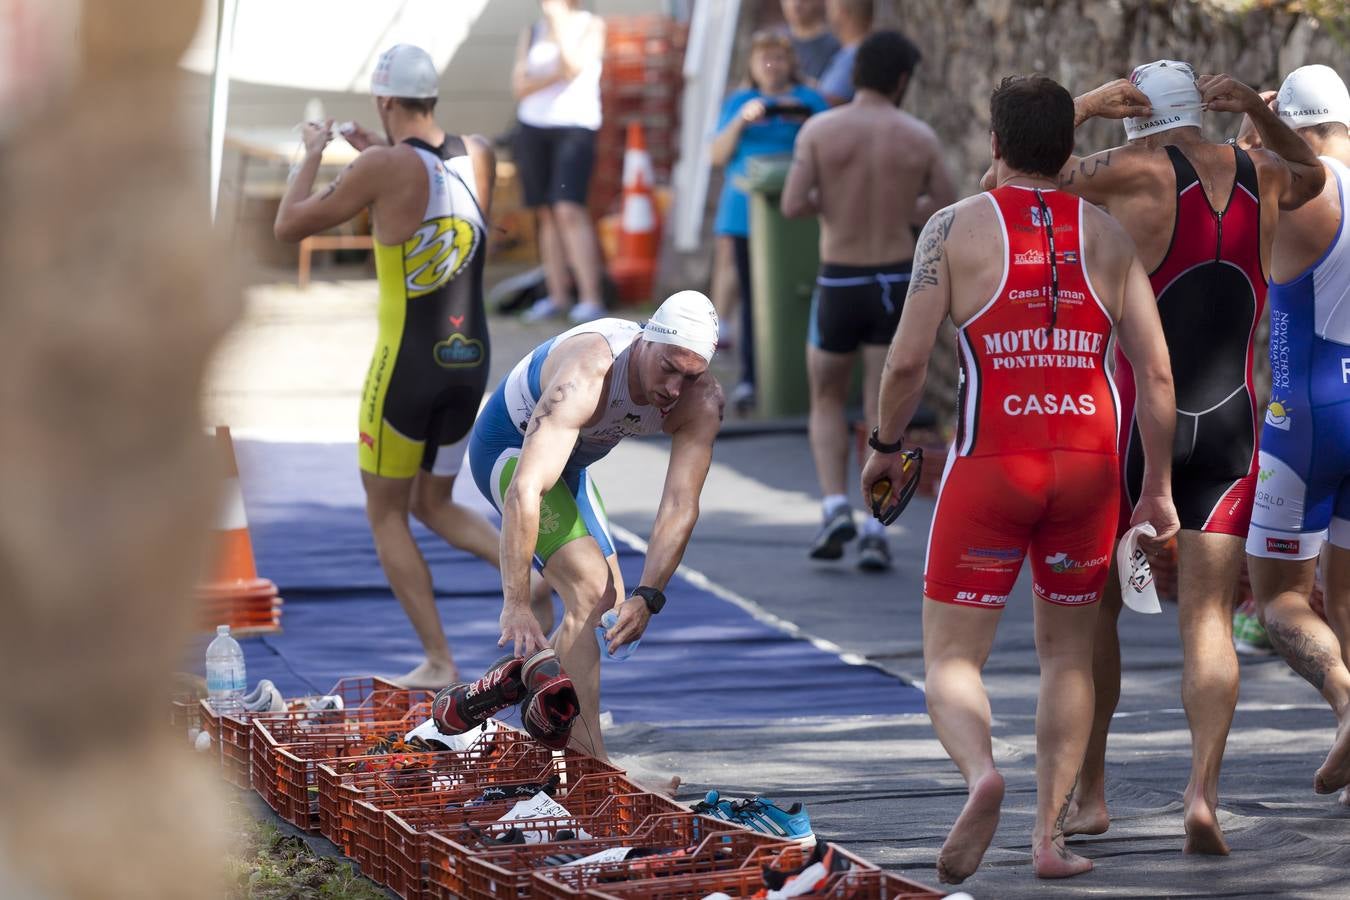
left=1277, top=65, right=1350, bottom=129
left=371, top=44, right=439, bottom=99
left=643, top=291, right=719, bottom=362
left=1124, top=60, right=1203, bottom=141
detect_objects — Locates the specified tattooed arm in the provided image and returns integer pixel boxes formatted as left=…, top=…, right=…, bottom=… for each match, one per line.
left=274, top=122, right=384, bottom=242
left=497, top=341, right=610, bottom=653
left=859, top=204, right=956, bottom=507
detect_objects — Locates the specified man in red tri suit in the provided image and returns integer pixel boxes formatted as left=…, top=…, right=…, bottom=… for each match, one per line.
left=1039, top=63, right=1326, bottom=854
left=862, top=75, right=1180, bottom=883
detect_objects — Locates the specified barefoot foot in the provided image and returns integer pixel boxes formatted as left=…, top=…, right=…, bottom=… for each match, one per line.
left=1062, top=797, right=1110, bottom=837
left=1033, top=838, right=1094, bottom=879
left=394, top=659, right=459, bottom=690
left=1313, top=713, right=1350, bottom=794
left=1183, top=797, right=1230, bottom=855
left=936, top=771, right=1005, bottom=884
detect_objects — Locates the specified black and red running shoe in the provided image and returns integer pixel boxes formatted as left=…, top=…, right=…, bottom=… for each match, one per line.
left=519, top=649, right=579, bottom=750
left=431, top=654, right=527, bottom=735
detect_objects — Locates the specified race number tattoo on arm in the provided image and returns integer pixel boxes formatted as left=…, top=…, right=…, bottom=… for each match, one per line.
left=908, top=207, right=955, bottom=296
left=527, top=381, right=576, bottom=435
left=1265, top=620, right=1337, bottom=691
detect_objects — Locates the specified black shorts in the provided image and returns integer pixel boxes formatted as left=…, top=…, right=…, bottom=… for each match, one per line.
left=808, top=261, right=912, bottom=354
left=512, top=122, right=597, bottom=207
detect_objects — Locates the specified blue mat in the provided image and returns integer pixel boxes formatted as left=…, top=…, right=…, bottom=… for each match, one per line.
left=199, top=441, right=923, bottom=724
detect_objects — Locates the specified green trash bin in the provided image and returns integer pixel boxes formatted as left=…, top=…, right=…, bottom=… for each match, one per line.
left=739, top=154, right=819, bottom=418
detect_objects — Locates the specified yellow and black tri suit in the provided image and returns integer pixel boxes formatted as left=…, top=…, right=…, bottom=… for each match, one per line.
left=359, top=135, right=490, bottom=478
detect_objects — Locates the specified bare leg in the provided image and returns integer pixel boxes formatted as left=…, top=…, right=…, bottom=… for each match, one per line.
left=552, top=201, right=604, bottom=304
left=807, top=346, right=856, bottom=499
left=411, top=472, right=556, bottom=633
left=922, top=598, right=1006, bottom=885
left=538, top=537, right=619, bottom=760
left=1251, top=548, right=1350, bottom=793
left=536, top=206, right=572, bottom=313
left=860, top=344, right=888, bottom=438
left=362, top=471, right=456, bottom=687
left=1031, top=599, right=1098, bottom=879
left=1065, top=565, right=1122, bottom=836
left=711, top=236, right=739, bottom=343
left=1177, top=530, right=1244, bottom=855
left=1324, top=543, right=1350, bottom=668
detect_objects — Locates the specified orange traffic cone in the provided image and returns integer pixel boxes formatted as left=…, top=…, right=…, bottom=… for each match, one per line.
left=198, top=426, right=282, bottom=635
left=608, top=121, right=660, bottom=304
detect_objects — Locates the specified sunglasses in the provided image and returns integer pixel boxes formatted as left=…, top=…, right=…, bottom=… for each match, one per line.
left=869, top=448, right=924, bottom=526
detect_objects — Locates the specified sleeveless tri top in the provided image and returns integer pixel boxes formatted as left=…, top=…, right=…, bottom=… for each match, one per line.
left=954, top=186, right=1119, bottom=457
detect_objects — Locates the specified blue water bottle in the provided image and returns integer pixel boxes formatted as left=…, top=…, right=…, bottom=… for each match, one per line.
left=596, top=608, right=640, bottom=660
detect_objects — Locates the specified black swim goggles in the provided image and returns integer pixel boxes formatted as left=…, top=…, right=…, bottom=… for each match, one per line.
left=869, top=447, right=924, bottom=526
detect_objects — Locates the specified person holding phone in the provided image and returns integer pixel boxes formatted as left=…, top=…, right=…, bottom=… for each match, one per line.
left=710, top=29, right=827, bottom=414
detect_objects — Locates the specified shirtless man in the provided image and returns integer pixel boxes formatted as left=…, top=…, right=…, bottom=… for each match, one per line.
left=273, top=44, right=551, bottom=688
left=1236, top=65, right=1350, bottom=806
left=468, top=291, right=724, bottom=762
left=782, top=30, right=953, bottom=570
left=862, top=74, right=1179, bottom=882
left=1034, top=63, right=1326, bottom=854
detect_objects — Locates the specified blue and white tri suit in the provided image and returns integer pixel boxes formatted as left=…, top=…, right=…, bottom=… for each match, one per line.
left=1247, top=156, right=1350, bottom=559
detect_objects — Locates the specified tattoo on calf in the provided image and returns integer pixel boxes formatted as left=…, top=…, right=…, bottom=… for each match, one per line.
left=1053, top=775, right=1078, bottom=842
left=1265, top=620, right=1336, bottom=691
left=908, top=207, right=955, bottom=297
left=527, top=381, right=576, bottom=435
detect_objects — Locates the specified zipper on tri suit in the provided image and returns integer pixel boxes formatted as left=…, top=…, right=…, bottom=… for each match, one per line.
left=1214, top=208, right=1224, bottom=264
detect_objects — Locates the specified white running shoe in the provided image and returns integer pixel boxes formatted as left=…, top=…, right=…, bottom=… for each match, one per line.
left=567, top=300, right=606, bottom=323
left=522, top=297, right=565, bottom=323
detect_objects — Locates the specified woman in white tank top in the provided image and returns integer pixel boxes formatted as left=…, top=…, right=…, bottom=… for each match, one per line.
left=511, top=0, right=608, bottom=325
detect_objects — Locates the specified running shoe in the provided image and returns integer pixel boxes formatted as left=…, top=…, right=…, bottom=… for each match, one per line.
left=857, top=534, right=891, bottom=572
left=241, top=681, right=286, bottom=714
left=809, top=506, right=856, bottom=560
left=519, top=649, right=580, bottom=750
left=731, top=381, right=756, bottom=415
left=432, top=655, right=527, bottom=735
left=567, top=300, right=606, bottom=323
left=522, top=297, right=565, bottom=323
left=1233, top=597, right=1274, bottom=655
left=690, top=791, right=814, bottom=843
left=757, top=841, right=849, bottom=896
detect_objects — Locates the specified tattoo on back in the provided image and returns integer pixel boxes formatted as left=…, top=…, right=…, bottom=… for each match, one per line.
left=908, top=207, right=955, bottom=297
left=1265, top=620, right=1336, bottom=691
left=527, top=381, right=576, bottom=435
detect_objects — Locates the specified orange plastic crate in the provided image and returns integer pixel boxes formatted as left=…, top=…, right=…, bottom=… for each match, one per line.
left=378, top=773, right=656, bottom=899
left=528, top=828, right=796, bottom=900
left=251, top=707, right=444, bottom=830
left=426, top=812, right=742, bottom=900
left=577, top=844, right=891, bottom=900
left=324, top=750, right=618, bottom=877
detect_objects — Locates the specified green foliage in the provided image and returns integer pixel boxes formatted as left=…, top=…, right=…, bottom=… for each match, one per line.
left=226, top=812, right=387, bottom=900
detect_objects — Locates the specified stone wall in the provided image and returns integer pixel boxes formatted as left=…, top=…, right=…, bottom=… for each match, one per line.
left=871, top=0, right=1350, bottom=426
left=881, top=0, right=1350, bottom=193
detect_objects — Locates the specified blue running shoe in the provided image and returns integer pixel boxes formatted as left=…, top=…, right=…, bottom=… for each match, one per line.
left=689, top=791, right=814, bottom=843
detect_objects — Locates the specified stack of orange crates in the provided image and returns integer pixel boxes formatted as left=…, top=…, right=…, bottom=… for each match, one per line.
left=589, top=15, right=689, bottom=219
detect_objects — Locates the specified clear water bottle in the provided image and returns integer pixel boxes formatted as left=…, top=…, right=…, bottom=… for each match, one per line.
left=595, top=609, right=640, bottom=660
left=206, top=625, right=247, bottom=716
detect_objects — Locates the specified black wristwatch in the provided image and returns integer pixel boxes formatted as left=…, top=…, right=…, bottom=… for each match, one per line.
left=868, top=427, right=905, bottom=454
left=631, top=585, right=666, bottom=615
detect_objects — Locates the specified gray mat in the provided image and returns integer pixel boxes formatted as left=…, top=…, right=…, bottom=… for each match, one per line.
left=598, top=434, right=1350, bottom=898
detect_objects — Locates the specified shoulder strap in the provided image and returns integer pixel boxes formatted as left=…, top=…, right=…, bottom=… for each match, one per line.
left=1164, top=144, right=1200, bottom=193
left=1233, top=145, right=1260, bottom=197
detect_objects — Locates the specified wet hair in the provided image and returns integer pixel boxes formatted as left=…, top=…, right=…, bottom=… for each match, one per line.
left=393, top=97, right=437, bottom=116
left=853, top=30, right=920, bottom=96
left=1305, top=121, right=1349, bottom=141
left=990, top=75, right=1075, bottom=178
